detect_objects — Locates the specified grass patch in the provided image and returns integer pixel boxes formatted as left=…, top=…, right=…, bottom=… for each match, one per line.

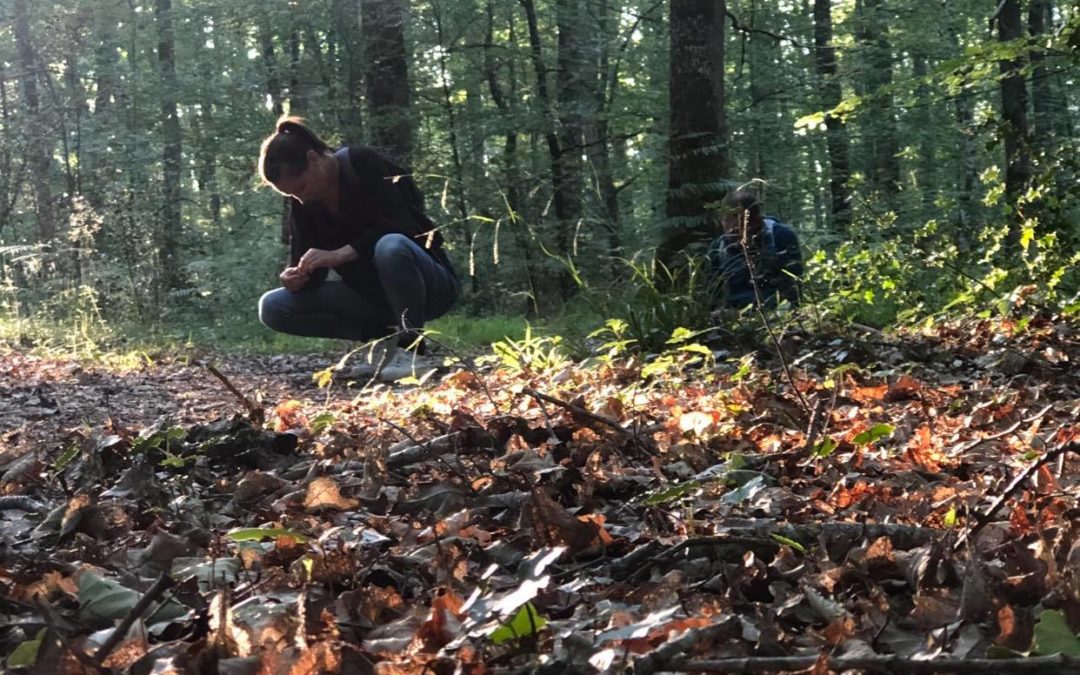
left=426, top=313, right=531, bottom=349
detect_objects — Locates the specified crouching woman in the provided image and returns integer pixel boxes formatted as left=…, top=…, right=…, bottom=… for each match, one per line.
left=257, top=117, right=458, bottom=349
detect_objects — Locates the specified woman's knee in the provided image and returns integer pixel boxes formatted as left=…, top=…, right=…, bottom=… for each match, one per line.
left=373, top=233, right=418, bottom=269
left=258, top=289, right=290, bottom=331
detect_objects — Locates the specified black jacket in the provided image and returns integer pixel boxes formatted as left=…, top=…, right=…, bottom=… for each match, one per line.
left=287, top=147, right=455, bottom=307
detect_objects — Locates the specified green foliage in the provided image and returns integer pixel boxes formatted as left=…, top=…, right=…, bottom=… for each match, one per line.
left=226, top=527, right=310, bottom=544
left=487, top=324, right=570, bottom=375
left=5, top=629, right=45, bottom=669
left=597, top=256, right=718, bottom=354
left=490, top=603, right=548, bottom=645
left=853, top=424, right=895, bottom=446
left=1032, top=610, right=1080, bottom=656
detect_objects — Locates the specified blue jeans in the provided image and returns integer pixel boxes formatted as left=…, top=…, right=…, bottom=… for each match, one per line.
left=258, top=233, right=459, bottom=341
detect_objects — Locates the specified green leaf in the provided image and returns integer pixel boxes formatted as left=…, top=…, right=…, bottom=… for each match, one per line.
left=5, top=628, right=45, bottom=669
left=490, top=602, right=547, bottom=644
left=677, top=343, right=713, bottom=361
left=852, top=424, right=895, bottom=446
left=1033, top=609, right=1080, bottom=656
left=642, top=480, right=701, bottom=505
left=944, top=505, right=958, bottom=528
left=794, top=111, right=825, bottom=130
left=310, top=412, right=335, bottom=435
left=133, top=427, right=186, bottom=454
left=770, top=534, right=807, bottom=554
left=313, top=368, right=334, bottom=389
left=813, top=437, right=838, bottom=458
left=666, top=327, right=695, bottom=344
left=52, top=442, right=81, bottom=473
left=226, top=527, right=309, bottom=544
left=78, top=572, right=188, bottom=625
left=1020, top=225, right=1035, bottom=251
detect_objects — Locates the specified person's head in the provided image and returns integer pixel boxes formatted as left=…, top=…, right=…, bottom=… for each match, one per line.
left=722, top=189, right=765, bottom=239
left=258, top=116, right=336, bottom=204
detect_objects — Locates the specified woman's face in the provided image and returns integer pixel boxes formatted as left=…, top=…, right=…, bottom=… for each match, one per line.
left=272, top=150, right=332, bottom=204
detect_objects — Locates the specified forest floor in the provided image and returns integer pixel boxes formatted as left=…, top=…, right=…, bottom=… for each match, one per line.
left=1, top=313, right=1078, bottom=674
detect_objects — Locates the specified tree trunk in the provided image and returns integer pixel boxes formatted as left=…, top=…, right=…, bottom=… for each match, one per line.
left=332, top=0, right=364, bottom=144
left=945, top=7, right=978, bottom=236
left=432, top=0, right=477, bottom=294
left=13, top=0, right=56, bottom=243
left=587, top=0, right=622, bottom=271
left=912, top=53, right=936, bottom=217
left=0, top=70, right=22, bottom=237
left=997, top=0, right=1030, bottom=241
left=855, top=0, right=900, bottom=196
left=555, top=0, right=587, bottom=264
left=485, top=2, right=545, bottom=316
left=288, top=31, right=307, bottom=113
left=658, top=0, right=728, bottom=270
left=259, top=29, right=293, bottom=246
left=362, top=0, right=413, bottom=165
left=156, top=0, right=183, bottom=289
left=813, top=0, right=852, bottom=231
left=521, top=0, right=579, bottom=299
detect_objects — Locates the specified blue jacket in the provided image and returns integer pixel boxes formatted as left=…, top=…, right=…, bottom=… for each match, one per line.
left=707, top=218, right=803, bottom=308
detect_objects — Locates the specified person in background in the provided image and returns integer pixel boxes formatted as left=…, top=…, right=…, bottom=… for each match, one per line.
left=708, top=189, right=803, bottom=310
left=256, top=116, right=459, bottom=381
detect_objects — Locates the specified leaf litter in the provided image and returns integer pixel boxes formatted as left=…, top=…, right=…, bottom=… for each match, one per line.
left=0, top=314, right=1078, bottom=673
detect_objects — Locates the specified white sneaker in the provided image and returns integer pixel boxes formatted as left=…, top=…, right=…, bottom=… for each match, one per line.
left=377, top=349, right=439, bottom=383
left=339, top=340, right=397, bottom=380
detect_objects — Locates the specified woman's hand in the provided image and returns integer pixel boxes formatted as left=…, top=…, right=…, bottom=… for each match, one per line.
left=280, top=266, right=310, bottom=292
left=298, top=248, right=342, bottom=274
left=297, top=246, right=358, bottom=274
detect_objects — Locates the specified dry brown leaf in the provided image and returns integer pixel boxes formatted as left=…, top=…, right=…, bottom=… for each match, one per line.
left=304, top=477, right=360, bottom=511
left=527, top=488, right=604, bottom=554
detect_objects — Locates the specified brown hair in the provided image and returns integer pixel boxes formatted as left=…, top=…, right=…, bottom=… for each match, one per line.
left=723, top=189, right=763, bottom=221
left=258, top=115, right=331, bottom=184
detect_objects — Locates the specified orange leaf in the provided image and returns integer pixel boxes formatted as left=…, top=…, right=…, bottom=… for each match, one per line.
left=273, top=399, right=308, bottom=432
left=1008, top=501, right=1032, bottom=536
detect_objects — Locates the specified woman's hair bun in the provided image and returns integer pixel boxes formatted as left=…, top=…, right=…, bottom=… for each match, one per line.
left=276, top=116, right=305, bottom=135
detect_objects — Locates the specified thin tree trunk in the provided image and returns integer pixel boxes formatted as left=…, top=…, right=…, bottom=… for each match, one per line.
left=259, top=29, right=292, bottom=246
left=555, top=0, right=587, bottom=260
left=945, top=7, right=978, bottom=236
left=997, top=0, right=1030, bottom=242
left=912, top=53, right=936, bottom=217
left=1019, top=0, right=1054, bottom=146
left=362, top=0, right=413, bottom=165
left=156, top=0, right=183, bottom=289
left=332, top=0, right=363, bottom=143
left=521, top=0, right=579, bottom=298
left=0, top=70, right=24, bottom=237
left=585, top=0, right=622, bottom=271
left=856, top=0, right=900, bottom=196
left=658, top=0, right=728, bottom=270
left=432, top=0, right=477, bottom=294
left=288, top=31, right=307, bottom=113
left=813, top=0, right=852, bottom=231
left=13, top=0, right=56, bottom=243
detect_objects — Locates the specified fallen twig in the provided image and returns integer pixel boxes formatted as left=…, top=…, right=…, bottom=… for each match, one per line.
left=93, top=571, right=175, bottom=666
left=204, top=362, right=263, bottom=422
left=522, top=387, right=627, bottom=435
left=673, top=653, right=1080, bottom=673
left=521, top=386, right=655, bottom=456
left=621, top=522, right=944, bottom=582
left=634, top=623, right=736, bottom=675
left=950, top=403, right=1054, bottom=456
left=955, top=439, right=1079, bottom=550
